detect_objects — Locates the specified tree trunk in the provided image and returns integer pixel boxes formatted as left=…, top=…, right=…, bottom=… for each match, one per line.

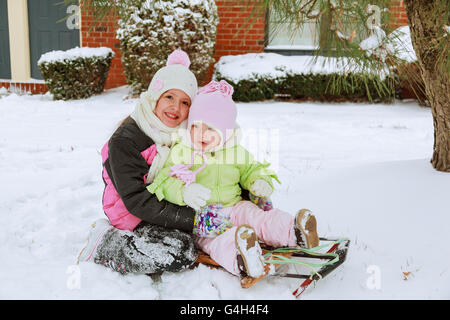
left=404, top=0, right=450, bottom=172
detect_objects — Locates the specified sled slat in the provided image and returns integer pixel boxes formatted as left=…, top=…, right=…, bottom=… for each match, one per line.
left=196, top=250, right=220, bottom=267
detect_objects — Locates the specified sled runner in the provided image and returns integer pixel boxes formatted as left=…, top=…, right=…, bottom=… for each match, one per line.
left=195, top=237, right=350, bottom=298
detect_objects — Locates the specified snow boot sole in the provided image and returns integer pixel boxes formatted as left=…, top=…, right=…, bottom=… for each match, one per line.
left=295, top=209, right=319, bottom=249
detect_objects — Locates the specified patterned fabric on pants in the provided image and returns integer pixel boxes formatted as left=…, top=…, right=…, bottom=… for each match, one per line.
left=195, top=200, right=297, bottom=275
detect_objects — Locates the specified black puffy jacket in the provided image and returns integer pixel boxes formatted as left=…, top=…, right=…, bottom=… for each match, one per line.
left=102, top=117, right=196, bottom=232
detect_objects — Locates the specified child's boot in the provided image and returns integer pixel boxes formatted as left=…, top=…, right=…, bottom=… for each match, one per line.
left=294, top=209, right=320, bottom=249
left=235, top=224, right=266, bottom=279
left=77, top=218, right=113, bottom=264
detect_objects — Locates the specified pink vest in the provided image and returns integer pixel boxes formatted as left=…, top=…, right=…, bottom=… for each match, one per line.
left=101, top=141, right=157, bottom=231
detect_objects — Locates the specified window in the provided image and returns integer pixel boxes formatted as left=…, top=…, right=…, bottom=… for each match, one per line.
left=265, top=9, right=319, bottom=53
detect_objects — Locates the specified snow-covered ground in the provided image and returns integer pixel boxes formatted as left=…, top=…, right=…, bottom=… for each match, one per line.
left=0, top=86, right=448, bottom=299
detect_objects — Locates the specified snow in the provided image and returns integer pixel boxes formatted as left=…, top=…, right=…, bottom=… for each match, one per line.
left=214, top=53, right=389, bottom=82
left=0, top=86, right=449, bottom=299
left=359, top=25, right=417, bottom=63
left=359, top=26, right=386, bottom=53
left=38, top=46, right=114, bottom=65
left=387, top=26, right=417, bottom=62
left=236, top=226, right=265, bottom=278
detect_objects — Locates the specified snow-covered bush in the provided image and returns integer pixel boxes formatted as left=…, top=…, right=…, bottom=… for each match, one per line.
left=360, top=26, right=417, bottom=63
left=213, top=53, right=395, bottom=102
left=117, top=0, right=218, bottom=95
left=38, top=47, right=114, bottom=100
left=359, top=25, right=426, bottom=104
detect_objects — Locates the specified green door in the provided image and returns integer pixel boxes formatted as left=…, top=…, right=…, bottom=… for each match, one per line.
left=0, top=0, right=11, bottom=79
left=28, top=0, right=80, bottom=79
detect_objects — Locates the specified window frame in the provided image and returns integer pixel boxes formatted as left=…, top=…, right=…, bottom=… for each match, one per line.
left=264, top=7, right=319, bottom=56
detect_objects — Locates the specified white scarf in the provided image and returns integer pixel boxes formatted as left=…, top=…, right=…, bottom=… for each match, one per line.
left=130, top=91, right=187, bottom=184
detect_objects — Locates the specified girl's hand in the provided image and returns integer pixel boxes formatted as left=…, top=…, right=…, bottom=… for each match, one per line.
left=250, top=179, right=273, bottom=198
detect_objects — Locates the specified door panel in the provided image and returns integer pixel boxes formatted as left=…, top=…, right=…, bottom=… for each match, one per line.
left=28, top=0, right=80, bottom=79
left=0, top=0, right=11, bottom=79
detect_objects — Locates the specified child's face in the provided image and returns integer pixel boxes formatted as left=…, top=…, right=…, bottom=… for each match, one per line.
left=190, top=122, right=222, bottom=152
left=154, top=89, right=191, bottom=128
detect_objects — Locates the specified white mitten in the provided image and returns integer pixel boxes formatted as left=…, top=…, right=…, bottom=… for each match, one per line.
left=250, top=179, right=273, bottom=198
left=182, top=183, right=211, bottom=210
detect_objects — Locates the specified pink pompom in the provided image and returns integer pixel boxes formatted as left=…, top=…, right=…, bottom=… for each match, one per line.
left=166, top=49, right=191, bottom=68
left=218, top=80, right=234, bottom=96
left=198, top=80, right=234, bottom=97
left=198, top=81, right=220, bottom=95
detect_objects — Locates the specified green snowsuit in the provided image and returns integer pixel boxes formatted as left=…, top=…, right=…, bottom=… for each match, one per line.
left=147, top=140, right=279, bottom=208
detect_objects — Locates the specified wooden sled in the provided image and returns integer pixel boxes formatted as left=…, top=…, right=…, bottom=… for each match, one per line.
left=195, top=237, right=350, bottom=297
left=196, top=247, right=295, bottom=288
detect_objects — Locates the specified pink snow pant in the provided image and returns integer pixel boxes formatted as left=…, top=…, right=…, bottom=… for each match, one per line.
left=195, top=200, right=297, bottom=276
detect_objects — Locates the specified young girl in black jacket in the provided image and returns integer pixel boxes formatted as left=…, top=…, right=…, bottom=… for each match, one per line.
left=77, top=50, right=211, bottom=274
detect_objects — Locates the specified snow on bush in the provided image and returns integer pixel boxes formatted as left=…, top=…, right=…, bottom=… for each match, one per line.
left=38, top=47, right=114, bottom=65
left=38, top=47, right=114, bottom=101
left=387, top=26, right=417, bottom=62
left=213, top=53, right=394, bottom=102
left=360, top=26, right=417, bottom=63
left=358, top=26, right=425, bottom=103
left=214, top=53, right=389, bottom=82
left=116, top=0, right=218, bottom=95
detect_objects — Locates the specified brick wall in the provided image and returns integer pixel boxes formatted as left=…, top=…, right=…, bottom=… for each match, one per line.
left=389, top=0, right=409, bottom=29
left=1, top=1, right=411, bottom=94
left=80, top=4, right=125, bottom=89
left=0, top=81, right=47, bottom=95
left=79, top=1, right=266, bottom=87
left=215, top=1, right=265, bottom=56
left=77, top=0, right=411, bottom=88
left=204, top=0, right=265, bottom=81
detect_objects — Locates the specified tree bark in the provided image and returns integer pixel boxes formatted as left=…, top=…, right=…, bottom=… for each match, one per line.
left=404, top=0, right=450, bottom=172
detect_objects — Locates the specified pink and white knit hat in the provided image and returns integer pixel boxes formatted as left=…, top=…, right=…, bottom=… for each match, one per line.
left=187, top=80, right=237, bottom=146
left=147, top=49, right=198, bottom=110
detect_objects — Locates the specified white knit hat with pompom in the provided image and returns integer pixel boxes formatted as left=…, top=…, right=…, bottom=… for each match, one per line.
left=146, top=49, right=198, bottom=110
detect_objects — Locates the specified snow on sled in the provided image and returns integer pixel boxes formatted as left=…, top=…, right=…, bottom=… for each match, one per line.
left=195, top=237, right=350, bottom=298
